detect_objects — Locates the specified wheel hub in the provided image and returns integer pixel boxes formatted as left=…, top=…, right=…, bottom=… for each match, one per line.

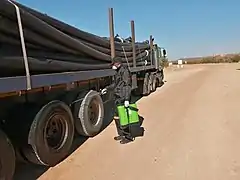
left=88, top=98, right=99, bottom=126
left=45, top=113, right=67, bottom=151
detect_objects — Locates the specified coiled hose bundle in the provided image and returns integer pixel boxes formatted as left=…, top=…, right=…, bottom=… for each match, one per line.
left=0, top=0, right=151, bottom=77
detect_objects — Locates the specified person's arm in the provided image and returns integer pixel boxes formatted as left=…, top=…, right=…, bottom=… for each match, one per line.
left=106, top=82, right=115, bottom=91
left=100, top=80, right=115, bottom=95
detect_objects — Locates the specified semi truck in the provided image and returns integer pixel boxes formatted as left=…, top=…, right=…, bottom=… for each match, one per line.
left=0, top=1, right=167, bottom=179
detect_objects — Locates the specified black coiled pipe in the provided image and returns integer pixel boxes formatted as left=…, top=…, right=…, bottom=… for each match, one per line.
left=0, top=0, right=152, bottom=76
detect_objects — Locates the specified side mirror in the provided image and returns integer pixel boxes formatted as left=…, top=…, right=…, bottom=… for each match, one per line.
left=163, top=49, right=166, bottom=56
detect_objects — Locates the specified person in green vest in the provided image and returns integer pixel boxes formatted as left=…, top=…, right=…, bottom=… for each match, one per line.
left=101, top=57, right=134, bottom=144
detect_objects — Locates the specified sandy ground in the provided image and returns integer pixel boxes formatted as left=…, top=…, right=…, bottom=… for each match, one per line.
left=15, top=63, right=240, bottom=180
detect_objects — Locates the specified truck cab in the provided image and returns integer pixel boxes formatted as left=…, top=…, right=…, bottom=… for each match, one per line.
left=153, top=44, right=167, bottom=70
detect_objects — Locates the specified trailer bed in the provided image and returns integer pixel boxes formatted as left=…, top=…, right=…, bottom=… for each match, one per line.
left=0, top=63, right=156, bottom=94
left=0, top=69, right=114, bottom=94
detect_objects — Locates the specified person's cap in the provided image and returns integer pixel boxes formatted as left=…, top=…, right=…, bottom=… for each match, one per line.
left=111, top=57, right=122, bottom=65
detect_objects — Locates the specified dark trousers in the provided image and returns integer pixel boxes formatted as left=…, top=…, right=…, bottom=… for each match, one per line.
left=114, top=96, right=130, bottom=137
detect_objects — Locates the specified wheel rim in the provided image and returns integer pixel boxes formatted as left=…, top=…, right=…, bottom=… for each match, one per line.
left=153, top=80, right=156, bottom=90
left=150, top=76, right=153, bottom=91
left=153, top=77, right=157, bottom=90
left=148, top=77, right=151, bottom=93
left=45, top=111, right=68, bottom=151
left=88, top=98, right=100, bottom=126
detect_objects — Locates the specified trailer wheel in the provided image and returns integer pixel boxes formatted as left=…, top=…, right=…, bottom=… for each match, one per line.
left=158, top=70, right=164, bottom=86
left=0, top=130, right=15, bottom=180
left=146, top=74, right=151, bottom=95
left=132, top=82, right=142, bottom=96
left=24, top=100, right=74, bottom=166
left=152, top=74, right=157, bottom=92
left=74, top=90, right=104, bottom=137
left=149, top=73, right=157, bottom=92
left=143, top=73, right=150, bottom=95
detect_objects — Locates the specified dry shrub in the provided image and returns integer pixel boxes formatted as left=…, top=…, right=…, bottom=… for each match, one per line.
left=186, top=55, right=240, bottom=64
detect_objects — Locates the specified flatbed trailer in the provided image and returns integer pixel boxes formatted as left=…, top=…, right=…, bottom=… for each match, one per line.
left=0, top=3, right=167, bottom=180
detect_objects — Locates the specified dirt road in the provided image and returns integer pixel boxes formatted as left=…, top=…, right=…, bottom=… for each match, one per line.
left=15, top=63, right=240, bottom=180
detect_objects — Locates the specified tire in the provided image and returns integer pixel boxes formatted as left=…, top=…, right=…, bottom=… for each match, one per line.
left=158, top=70, right=164, bottom=86
left=152, top=74, right=157, bottom=92
left=23, top=100, right=74, bottom=166
left=0, top=130, right=15, bottom=180
left=149, top=73, right=153, bottom=92
left=132, top=81, right=143, bottom=96
left=74, top=90, right=104, bottom=137
left=147, top=75, right=152, bottom=94
left=15, top=148, right=29, bottom=164
left=143, top=73, right=150, bottom=95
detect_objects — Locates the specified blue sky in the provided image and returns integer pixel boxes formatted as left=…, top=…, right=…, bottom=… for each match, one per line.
left=18, top=0, right=240, bottom=60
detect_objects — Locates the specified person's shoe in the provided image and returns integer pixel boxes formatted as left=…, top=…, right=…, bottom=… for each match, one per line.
left=114, top=135, right=123, bottom=141
left=120, top=137, right=133, bottom=144
left=125, top=136, right=134, bottom=141
left=125, top=135, right=135, bottom=141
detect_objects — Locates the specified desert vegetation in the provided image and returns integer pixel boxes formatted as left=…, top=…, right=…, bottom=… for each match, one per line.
left=171, top=54, right=240, bottom=65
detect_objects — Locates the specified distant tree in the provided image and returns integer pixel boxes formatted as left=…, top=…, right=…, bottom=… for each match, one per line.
left=230, top=55, right=240, bottom=63
left=184, top=54, right=240, bottom=64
